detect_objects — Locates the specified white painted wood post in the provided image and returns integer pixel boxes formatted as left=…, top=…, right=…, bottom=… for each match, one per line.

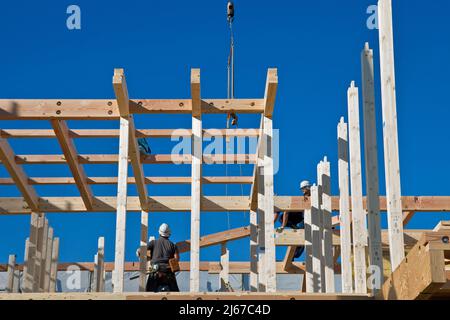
left=262, top=116, right=276, bottom=292
left=139, top=210, right=149, bottom=292
left=49, top=237, right=60, bottom=293
left=378, top=0, right=405, bottom=271
left=362, top=42, right=384, bottom=292
left=190, top=68, right=202, bottom=293
left=257, top=168, right=266, bottom=292
left=6, top=254, right=16, bottom=293
left=113, top=116, right=130, bottom=293
left=43, top=227, right=54, bottom=292
left=316, top=162, right=325, bottom=293
left=311, top=184, right=323, bottom=292
left=337, top=117, right=353, bottom=293
left=304, top=208, right=313, bottom=292
left=96, top=237, right=105, bottom=292
left=93, top=253, right=99, bottom=292
left=249, top=209, right=258, bottom=292
left=22, top=237, right=31, bottom=292
left=32, top=214, right=45, bottom=292
left=319, top=158, right=335, bottom=293
left=220, top=242, right=230, bottom=291
left=347, top=82, right=368, bottom=294
left=37, top=218, right=49, bottom=292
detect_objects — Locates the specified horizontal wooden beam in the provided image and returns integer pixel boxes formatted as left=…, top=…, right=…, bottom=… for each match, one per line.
left=1, top=196, right=449, bottom=214
left=0, top=99, right=265, bottom=120
left=0, top=176, right=254, bottom=185
left=0, top=129, right=260, bottom=139
left=6, top=154, right=256, bottom=165
left=0, top=292, right=373, bottom=301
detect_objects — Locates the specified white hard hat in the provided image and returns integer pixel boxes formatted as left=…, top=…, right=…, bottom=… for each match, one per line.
left=159, top=223, right=171, bottom=237
left=300, top=180, right=311, bottom=189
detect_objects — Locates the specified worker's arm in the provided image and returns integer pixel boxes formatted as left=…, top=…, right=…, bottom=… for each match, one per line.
left=174, top=247, right=180, bottom=262
left=274, top=212, right=280, bottom=224
left=281, top=212, right=289, bottom=228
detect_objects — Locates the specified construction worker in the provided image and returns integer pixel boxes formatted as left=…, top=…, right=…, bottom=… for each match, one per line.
left=274, top=180, right=311, bottom=261
left=145, top=223, right=180, bottom=292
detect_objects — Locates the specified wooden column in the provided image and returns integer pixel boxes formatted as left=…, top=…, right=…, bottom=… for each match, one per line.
left=311, top=184, right=323, bottom=292
left=337, top=117, right=353, bottom=293
left=262, top=116, right=276, bottom=292
left=139, top=211, right=149, bottom=292
left=362, top=42, right=384, bottom=292
left=49, top=237, right=60, bottom=293
left=319, top=158, right=335, bottom=293
left=22, top=237, right=31, bottom=292
left=304, top=208, right=313, bottom=292
left=347, top=82, right=368, bottom=294
left=43, top=227, right=54, bottom=292
left=38, top=221, right=50, bottom=292
left=112, top=68, right=130, bottom=293
left=95, top=237, right=105, bottom=292
left=220, top=242, right=230, bottom=291
left=190, top=68, right=202, bottom=292
left=32, top=215, right=45, bottom=292
left=378, top=0, right=405, bottom=271
left=249, top=209, right=258, bottom=292
left=257, top=159, right=266, bottom=292
left=6, top=254, right=16, bottom=293
left=316, top=162, right=325, bottom=293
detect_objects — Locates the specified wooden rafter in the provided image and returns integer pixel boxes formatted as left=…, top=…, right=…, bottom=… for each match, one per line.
left=264, top=68, right=278, bottom=118
left=0, top=128, right=260, bottom=139
left=0, top=137, right=39, bottom=212
left=113, top=68, right=148, bottom=210
left=1, top=196, right=450, bottom=214
left=0, top=176, right=254, bottom=185
left=51, top=120, right=93, bottom=210
left=8, top=154, right=256, bottom=165
left=0, top=99, right=265, bottom=120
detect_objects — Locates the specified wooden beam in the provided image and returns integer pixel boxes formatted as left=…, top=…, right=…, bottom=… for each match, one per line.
left=42, top=227, right=53, bottom=292
left=0, top=176, right=253, bottom=185
left=139, top=211, right=148, bottom=292
left=49, top=237, right=59, bottom=293
left=7, top=154, right=256, bottom=165
left=304, top=208, right=313, bottom=293
left=0, top=128, right=260, bottom=139
left=33, top=215, right=46, bottom=292
left=51, top=120, right=93, bottom=211
left=348, top=82, right=368, bottom=294
left=112, top=112, right=130, bottom=293
left=282, top=247, right=297, bottom=271
left=96, top=237, right=105, bottom=292
left=219, top=243, right=230, bottom=291
left=378, top=0, right=405, bottom=271
left=361, top=42, right=384, bottom=293
left=261, top=116, right=276, bottom=292
left=0, top=137, right=39, bottom=211
left=311, top=184, right=323, bottom=293
left=319, top=158, right=335, bottom=293
left=403, top=211, right=415, bottom=227
left=264, top=69, right=278, bottom=118
left=190, top=68, right=202, bottom=293
left=0, top=99, right=266, bottom=120
left=6, top=254, right=16, bottom=293
left=337, top=117, right=353, bottom=293
left=249, top=209, right=258, bottom=292
left=1, top=196, right=450, bottom=214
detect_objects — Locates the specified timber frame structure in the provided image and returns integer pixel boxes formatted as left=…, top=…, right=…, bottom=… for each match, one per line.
left=1, top=0, right=450, bottom=300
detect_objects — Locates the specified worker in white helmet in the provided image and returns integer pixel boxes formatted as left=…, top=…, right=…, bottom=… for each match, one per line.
left=274, top=180, right=311, bottom=261
left=144, top=223, right=180, bottom=292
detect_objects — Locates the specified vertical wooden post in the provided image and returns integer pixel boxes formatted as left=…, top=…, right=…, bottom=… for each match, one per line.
left=249, top=209, right=258, bottom=292
left=49, top=237, right=60, bottom=293
left=347, top=82, right=368, bottom=294
left=262, top=116, right=276, bottom=292
left=139, top=211, right=149, bottom=292
left=257, top=165, right=266, bottom=292
left=37, top=218, right=49, bottom=292
left=316, top=162, right=325, bottom=293
left=22, top=237, right=31, bottom=292
left=362, top=42, right=384, bottom=292
left=96, top=237, right=105, bottom=292
left=304, top=208, right=313, bottom=292
left=220, top=242, right=230, bottom=291
left=378, top=0, right=405, bottom=271
left=319, top=158, right=335, bottom=293
left=190, top=68, right=202, bottom=293
left=32, top=214, right=45, bottom=292
left=338, top=117, right=353, bottom=293
left=43, top=227, right=54, bottom=292
left=311, top=184, right=323, bottom=292
left=113, top=115, right=130, bottom=293
left=6, top=254, right=16, bottom=293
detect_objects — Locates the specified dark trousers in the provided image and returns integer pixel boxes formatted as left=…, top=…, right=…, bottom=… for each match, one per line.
left=146, top=271, right=180, bottom=292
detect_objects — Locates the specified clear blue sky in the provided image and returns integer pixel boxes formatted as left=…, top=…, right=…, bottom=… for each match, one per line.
left=1, top=0, right=449, bottom=265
